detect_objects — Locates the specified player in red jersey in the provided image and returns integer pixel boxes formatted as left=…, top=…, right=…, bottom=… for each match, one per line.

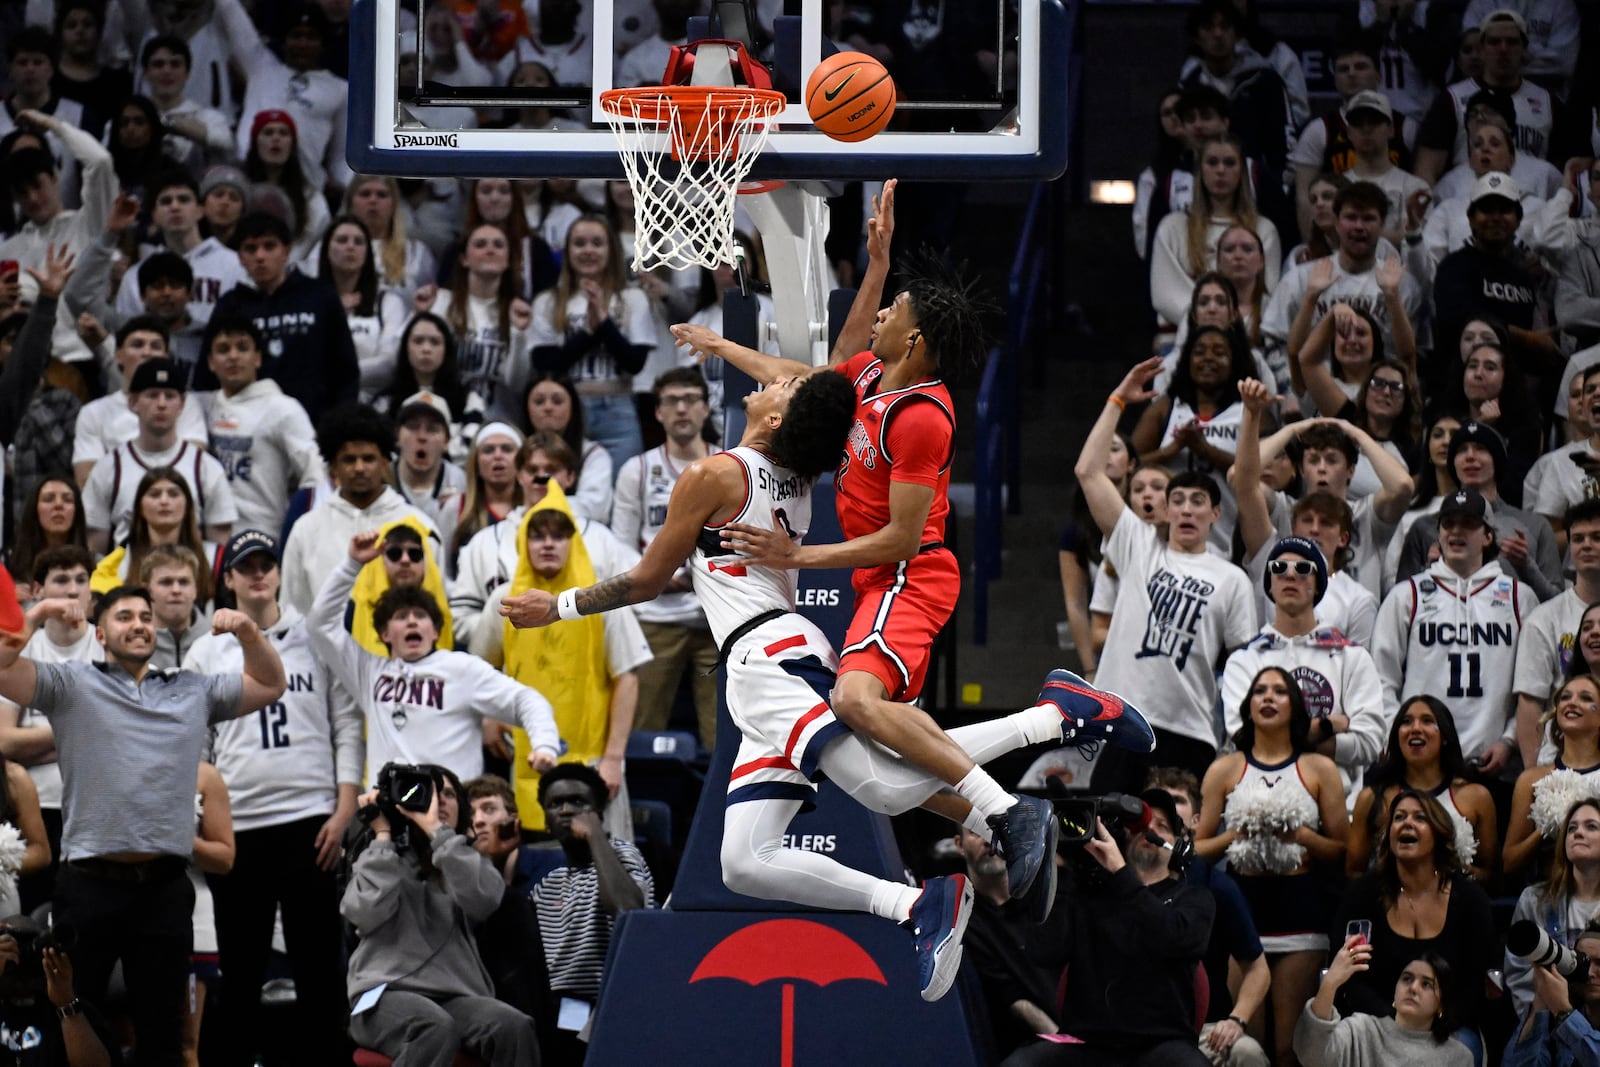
left=672, top=181, right=1152, bottom=917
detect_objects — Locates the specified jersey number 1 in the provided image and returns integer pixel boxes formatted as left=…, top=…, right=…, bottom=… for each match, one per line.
left=1446, top=653, right=1483, bottom=699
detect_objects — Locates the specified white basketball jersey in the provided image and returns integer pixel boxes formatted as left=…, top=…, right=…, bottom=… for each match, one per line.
left=690, top=447, right=811, bottom=646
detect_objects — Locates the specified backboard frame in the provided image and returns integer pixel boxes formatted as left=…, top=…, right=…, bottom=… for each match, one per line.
left=346, top=0, right=1070, bottom=181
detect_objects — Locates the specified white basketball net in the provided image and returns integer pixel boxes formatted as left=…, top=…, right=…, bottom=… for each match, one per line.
left=600, top=87, right=788, bottom=273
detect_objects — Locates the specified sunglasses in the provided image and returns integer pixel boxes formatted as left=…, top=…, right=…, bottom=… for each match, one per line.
left=1368, top=376, right=1405, bottom=394
left=523, top=472, right=552, bottom=485
left=385, top=546, right=425, bottom=564
left=1268, top=559, right=1317, bottom=577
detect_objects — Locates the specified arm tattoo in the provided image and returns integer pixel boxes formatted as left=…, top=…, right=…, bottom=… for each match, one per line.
left=577, top=575, right=635, bottom=615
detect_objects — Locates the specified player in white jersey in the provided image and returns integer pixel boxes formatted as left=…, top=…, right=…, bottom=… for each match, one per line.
left=182, top=529, right=356, bottom=1067
left=500, top=371, right=1157, bottom=1001
left=310, top=530, right=561, bottom=783
left=1373, top=489, right=1537, bottom=775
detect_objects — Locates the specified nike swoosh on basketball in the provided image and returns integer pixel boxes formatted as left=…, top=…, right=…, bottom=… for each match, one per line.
left=824, top=72, right=858, bottom=102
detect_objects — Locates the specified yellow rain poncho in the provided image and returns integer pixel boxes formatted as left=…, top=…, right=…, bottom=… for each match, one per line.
left=349, top=516, right=454, bottom=657
left=503, top=483, right=610, bottom=828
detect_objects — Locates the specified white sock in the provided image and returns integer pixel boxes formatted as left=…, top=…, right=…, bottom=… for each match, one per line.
left=871, top=881, right=922, bottom=924
left=1016, top=704, right=1065, bottom=745
left=955, top=767, right=1015, bottom=819
left=961, top=804, right=994, bottom=842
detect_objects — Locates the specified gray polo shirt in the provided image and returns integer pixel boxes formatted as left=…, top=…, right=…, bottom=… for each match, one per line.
left=31, top=660, right=242, bottom=861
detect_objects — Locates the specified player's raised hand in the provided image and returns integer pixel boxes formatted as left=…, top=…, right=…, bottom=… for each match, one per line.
left=499, top=588, right=559, bottom=628
left=211, top=609, right=261, bottom=642
left=349, top=530, right=384, bottom=564
left=867, top=178, right=896, bottom=265
left=528, top=746, right=559, bottom=772
left=670, top=322, right=726, bottom=363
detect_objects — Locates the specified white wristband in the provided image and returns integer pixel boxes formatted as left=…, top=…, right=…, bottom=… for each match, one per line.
left=557, top=588, right=582, bottom=621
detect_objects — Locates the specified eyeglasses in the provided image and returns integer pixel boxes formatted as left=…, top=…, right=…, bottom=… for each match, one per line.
left=1368, top=376, right=1405, bottom=395
left=1268, top=559, right=1317, bottom=577
left=385, top=546, right=425, bottom=564
left=522, top=471, right=552, bottom=485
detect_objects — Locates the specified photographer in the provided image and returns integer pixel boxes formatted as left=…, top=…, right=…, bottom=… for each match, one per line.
left=0, top=917, right=112, bottom=1067
left=1001, top=789, right=1215, bottom=1067
left=1504, top=917, right=1600, bottom=1066
left=341, top=766, right=540, bottom=1067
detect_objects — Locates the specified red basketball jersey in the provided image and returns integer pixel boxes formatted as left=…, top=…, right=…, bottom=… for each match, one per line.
left=833, top=352, right=955, bottom=546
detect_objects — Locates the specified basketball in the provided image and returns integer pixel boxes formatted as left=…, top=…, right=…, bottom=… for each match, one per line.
left=805, top=52, right=896, bottom=143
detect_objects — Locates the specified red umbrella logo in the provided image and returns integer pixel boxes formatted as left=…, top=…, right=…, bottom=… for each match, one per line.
left=690, top=919, right=888, bottom=1067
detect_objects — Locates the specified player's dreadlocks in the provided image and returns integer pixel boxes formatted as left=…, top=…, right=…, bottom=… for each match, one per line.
left=900, top=249, right=994, bottom=376
left=770, top=371, right=857, bottom=480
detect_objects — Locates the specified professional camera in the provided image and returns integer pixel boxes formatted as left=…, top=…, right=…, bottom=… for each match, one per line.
left=1054, top=793, right=1154, bottom=848
left=1508, top=920, right=1592, bottom=979
left=358, top=763, right=436, bottom=849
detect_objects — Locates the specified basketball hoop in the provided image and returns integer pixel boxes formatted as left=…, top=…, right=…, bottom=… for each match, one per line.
left=600, top=84, right=788, bottom=273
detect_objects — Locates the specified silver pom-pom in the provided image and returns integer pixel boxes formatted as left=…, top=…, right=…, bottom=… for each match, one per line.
left=1530, top=769, right=1600, bottom=841
left=1223, top=776, right=1318, bottom=875
left=0, top=824, right=28, bottom=877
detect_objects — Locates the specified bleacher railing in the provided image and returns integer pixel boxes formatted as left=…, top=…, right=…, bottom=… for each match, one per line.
left=972, top=180, right=1056, bottom=646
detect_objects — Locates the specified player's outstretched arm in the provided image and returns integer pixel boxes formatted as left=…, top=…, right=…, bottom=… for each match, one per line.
left=669, top=323, right=816, bottom=386
left=829, top=178, right=896, bottom=364
left=500, top=458, right=741, bottom=627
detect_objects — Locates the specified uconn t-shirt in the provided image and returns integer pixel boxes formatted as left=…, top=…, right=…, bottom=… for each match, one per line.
left=1094, top=509, right=1257, bottom=748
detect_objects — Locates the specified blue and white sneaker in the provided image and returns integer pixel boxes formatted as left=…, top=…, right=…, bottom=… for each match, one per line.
left=910, top=873, right=974, bottom=1002
left=1037, top=669, right=1156, bottom=758
left=987, top=794, right=1058, bottom=924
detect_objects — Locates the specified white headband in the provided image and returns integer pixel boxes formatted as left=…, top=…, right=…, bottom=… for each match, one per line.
left=474, top=421, right=524, bottom=448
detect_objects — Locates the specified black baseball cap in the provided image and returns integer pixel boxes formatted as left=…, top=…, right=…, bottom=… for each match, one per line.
left=128, top=358, right=184, bottom=394
left=222, top=529, right=280, bottom=571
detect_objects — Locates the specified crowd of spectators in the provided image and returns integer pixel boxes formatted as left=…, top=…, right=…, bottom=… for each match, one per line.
left=1042, top=1, right=1600, bottom=1064
left=0, top=1, right=868, bottom=1064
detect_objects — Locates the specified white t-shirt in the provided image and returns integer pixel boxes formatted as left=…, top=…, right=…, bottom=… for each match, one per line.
left=1093, top=509, right=1257, bottom=747
left=1531, top=440, right=1600, bottom=519
left=72, top=393, right=210, bottom=469
left=1262, top=256, right=1425, bottom=360
left=1511, top=587, right=1588, bottom=706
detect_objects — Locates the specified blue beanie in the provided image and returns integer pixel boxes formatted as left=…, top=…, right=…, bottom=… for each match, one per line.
left=1264, top=536, right=1328, bottom=605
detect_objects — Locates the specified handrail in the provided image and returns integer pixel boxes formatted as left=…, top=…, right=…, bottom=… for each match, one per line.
left=972, top=179, right=1056, bottom=645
